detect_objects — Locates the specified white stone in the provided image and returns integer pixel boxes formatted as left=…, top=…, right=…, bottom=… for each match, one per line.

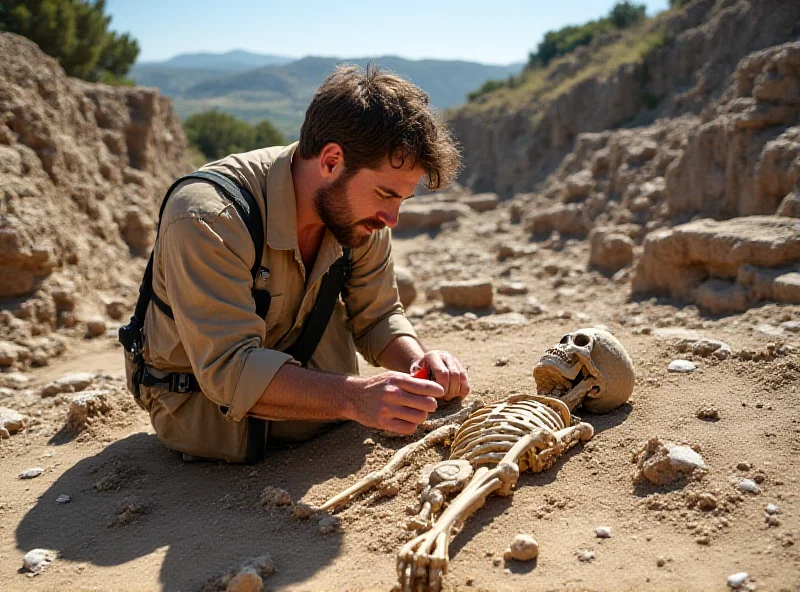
left=0, top=406, right=25, bottom=435
left=727, top=572, right=749, bottom=588
left=40, top=372, right=94, bottom=397
left=23, top=549, right=57, bottom=575
left=578, top=550, right=595, bottom=562
left=595, top=526, right=612, bottom=538
left=56, top=494, right=71, bottom=504
left=504, top=534, right=538, bottom=561
left=781, top=320, right=800, bottom=333
left=667, top=445, right=707, bottom=471
left=765, top=503, right=779, bottom=515
left=668, top=359, right=697, bottom=373
left=737, top=479, right=760, bottom=494
left=754, top=323, right=783, bottom=337
left=20, top=467, right=44, bottom=479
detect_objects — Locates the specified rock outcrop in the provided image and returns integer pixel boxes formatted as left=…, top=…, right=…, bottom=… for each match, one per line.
left=0, top=33, right=190, bottom=368
left=631, top=216, right=800, bottom=313
left=449, top=0, right=800, bottom=197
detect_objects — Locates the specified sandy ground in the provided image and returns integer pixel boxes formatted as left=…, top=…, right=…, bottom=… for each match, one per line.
left=1, top=214, right=799, bottom=592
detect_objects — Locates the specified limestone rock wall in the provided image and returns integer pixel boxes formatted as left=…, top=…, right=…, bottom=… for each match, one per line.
left=449, top=0, right=800, bottom=199
left=0, top=33, right=190, bottom=368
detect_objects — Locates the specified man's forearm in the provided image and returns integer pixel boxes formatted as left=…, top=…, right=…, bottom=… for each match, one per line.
left=376, top=335, right=425, bottom=373
left=248, top=364, right=357, bottom=421
left=248, top=355, right=444, bottom=434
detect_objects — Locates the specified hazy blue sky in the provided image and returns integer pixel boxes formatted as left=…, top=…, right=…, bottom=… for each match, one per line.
left=108, top=0, right=671, bottom=65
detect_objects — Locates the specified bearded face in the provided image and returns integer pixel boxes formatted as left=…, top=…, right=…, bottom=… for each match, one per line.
left=313, top=170, right=385, bottom=249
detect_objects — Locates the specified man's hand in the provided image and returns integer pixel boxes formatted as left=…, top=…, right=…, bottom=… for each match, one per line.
left=346, top=372, right=445, bottom=435
left=411, top=350, right=470, bottom=401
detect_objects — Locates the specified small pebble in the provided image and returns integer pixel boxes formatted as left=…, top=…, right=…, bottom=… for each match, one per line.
left=492, top=558, right=502, bottom=567
left=697, top=493, right=718, bottom=511
left=595, top=526, right=612, bottom=538
left=19, top=468, right=44, bottom=480
left=504, top=534, right=538, bottom=561
left=736, top=462, right=751, bottom=471
left=465, top=577, right=474, bottom=586
left=503, top=568, right=511, bottom=575
left=668, top=360, right=697, bottom=373
left=578, top=550, right=595, bottom=562
left=316, top=514, right=338, bottom=535
left=656, top=557, right=666, bottom=567
left=23, top=549, right=57, bottom=575
left=727, top=572, right=749, bottom=588
left=737, top=479, right=760, bottom=494
left=363, top=438, right=375, bottom=445
left=696, top=407, right=719, bottom=421
left=766, top=515, right=781, bottom=527
left=765, top=503, right=779, bottom=515
left=55, top=494, right=71, bottom=504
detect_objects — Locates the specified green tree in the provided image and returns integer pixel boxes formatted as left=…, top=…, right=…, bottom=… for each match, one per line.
left=183, top=111, right=287, bottom=161
left=0, top=0, right=139, bottom=83
left=253, top=119, right=285, bottom=148
left=609, top=1, right=646, bottom=29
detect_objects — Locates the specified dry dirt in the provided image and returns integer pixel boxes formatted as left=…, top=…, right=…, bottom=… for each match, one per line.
left=1, top=212, right=799, bottom=592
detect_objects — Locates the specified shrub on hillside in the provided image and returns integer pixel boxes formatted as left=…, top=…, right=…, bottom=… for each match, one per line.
left=527, top=1, right=647, bottom=68
left=0, top=0, right=139, bottom=83
left=184, top=111, right=287, bottom=161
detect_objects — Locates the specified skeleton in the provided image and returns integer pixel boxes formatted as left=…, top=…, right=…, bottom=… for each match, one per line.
left=313, top=328, right=635, bottom=592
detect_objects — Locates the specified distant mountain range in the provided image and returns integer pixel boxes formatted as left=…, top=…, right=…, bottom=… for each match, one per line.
left=131, top=51, right=524, bottom=139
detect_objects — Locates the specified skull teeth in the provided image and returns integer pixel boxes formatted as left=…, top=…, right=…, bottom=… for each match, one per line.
left=543, top=348, right=576, bottom=365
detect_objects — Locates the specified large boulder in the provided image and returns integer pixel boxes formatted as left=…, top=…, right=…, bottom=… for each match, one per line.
left=632, top=216, right=800, bottom=312
left=393, top=266, right=417, bottom=308
left=395, top=203, right=472, bottom=231
left=589, top=228, right=634, bottom=273
left=524, top=204, right=590, bottom=238
left=439, top=280, right=493, bottom=310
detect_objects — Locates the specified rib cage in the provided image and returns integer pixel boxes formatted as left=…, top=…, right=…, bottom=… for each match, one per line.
left=449, top=396, right=568, bottom=471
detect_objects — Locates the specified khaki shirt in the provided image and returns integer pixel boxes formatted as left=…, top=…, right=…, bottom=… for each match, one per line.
left=141, top=143, right=417, bottom=458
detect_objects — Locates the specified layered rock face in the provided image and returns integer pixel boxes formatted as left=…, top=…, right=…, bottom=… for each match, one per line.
left=632, top=217, right=800, bottom=314
left=449, top=0, right=800, bottom=198
left=0, top=33, right=190, bottom=368
left=446, top=0, right=800, bottom=314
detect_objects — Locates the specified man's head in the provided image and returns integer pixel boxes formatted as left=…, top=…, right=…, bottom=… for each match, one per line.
left=299, top=64, right=461, bottom=248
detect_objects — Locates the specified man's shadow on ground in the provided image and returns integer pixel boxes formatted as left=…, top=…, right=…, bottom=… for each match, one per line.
left=16, top=421, right=379, bottom=590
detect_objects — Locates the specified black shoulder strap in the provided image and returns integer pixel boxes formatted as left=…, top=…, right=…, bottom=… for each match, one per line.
left=283, top=247, right=352, bottom=366
left=143, top=171, right=270, bottom=321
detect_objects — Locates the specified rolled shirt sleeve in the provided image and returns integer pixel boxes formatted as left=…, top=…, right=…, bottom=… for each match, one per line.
left=345, top=227, right=418, bottom=365
left=158, top=203, right=296, bottom=422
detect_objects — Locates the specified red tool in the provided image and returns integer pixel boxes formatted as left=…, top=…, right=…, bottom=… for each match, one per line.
left=412, top=367, right=433, bottom=380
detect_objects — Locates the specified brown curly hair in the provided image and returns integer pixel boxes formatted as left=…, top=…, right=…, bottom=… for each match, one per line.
left=298, top=64, right=461, bottom=191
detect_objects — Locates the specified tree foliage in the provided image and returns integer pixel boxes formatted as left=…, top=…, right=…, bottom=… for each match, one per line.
left=528, top=1, right=647, bottom=68
left=0, top=0, right=139, bottom=83
left=183, top=111, right=287, bottom=161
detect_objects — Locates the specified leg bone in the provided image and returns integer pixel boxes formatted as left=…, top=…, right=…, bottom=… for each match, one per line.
left=315, top=424, right=456, bottom=513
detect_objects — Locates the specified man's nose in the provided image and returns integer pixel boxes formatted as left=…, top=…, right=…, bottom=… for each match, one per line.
left=376, top=209, right=399, bottom=229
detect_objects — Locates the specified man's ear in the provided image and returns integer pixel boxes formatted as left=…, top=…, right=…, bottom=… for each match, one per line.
left=318, top=142, right=345, bottom=180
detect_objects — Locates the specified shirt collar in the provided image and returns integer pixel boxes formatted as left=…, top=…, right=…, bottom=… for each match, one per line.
left=265, top=142, right=301, bottom=250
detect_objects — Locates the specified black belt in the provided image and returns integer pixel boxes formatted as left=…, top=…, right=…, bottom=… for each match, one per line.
left=142, top=367, right=200, bottom=393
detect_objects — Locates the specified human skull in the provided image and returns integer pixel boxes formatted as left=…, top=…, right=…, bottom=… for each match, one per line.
left=533, top=328, right=634, bottom=414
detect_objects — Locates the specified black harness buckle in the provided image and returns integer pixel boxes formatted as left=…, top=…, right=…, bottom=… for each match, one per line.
left=170, top=373, right=192, bottom=393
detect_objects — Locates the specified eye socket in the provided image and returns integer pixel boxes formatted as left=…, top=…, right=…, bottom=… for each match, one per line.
left=574, top=333, right=591, bottom=347
left=559, top=334, right=570, bottom=344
